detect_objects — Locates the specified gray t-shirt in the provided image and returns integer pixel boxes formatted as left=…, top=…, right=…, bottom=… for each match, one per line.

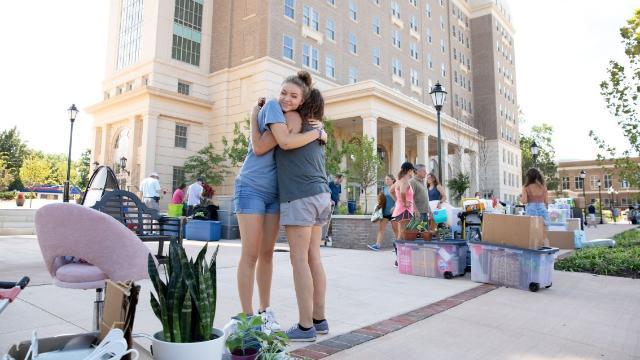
left=410, top=177, right=429, bottom=214
left=275, top=122, right=330, bottom=202
left=235, top=99, right=286, bottom=200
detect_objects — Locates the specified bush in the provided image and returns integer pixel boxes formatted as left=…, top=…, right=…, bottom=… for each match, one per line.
left=0, top=191, right=15, bottom=200
left=555, top=229, right=640, bottom=278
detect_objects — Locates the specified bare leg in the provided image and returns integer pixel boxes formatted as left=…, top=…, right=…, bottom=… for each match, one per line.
left=397, top=219, right=409, bottom=240
left=376, top=219, right=388, bottom=246
left=308, top=226, right=326, bottom=321
left=256, top=214, right=280, bottom=311
left=391, top=220, right=399, bottom=239
left=286, top=225, right=314, bottom=328
left=237, top=214, right=264, bottom=315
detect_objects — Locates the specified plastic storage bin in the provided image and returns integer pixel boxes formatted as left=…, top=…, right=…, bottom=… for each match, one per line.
left=468, top=241, right=559, bottom=292
left=167, top=203, right=183, bottom=217
left=185, top=220, right=221, bottom=241
left=396, top=240, right=468, bottom=279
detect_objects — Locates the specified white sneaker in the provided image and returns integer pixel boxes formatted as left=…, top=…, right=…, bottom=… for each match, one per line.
left=260, top=307, right=282, bottom=333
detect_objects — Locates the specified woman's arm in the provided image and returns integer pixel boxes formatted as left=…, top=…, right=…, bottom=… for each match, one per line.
left=250, top=104, right=279, bottom=156
left=437, top=184, right=447, bottom=208
left=543, top=187, right=548, bottom=207
left=389, top=183, right=397, bottom=202
left=269, top=112, right=327, bottom=150
left=400, top=181, right=409, bottom=208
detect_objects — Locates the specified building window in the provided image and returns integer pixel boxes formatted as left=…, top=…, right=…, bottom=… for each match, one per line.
left=326, top=19, right=336, bottom=41
left=425, top=3, right=431, bottom=18
left=410, top=16, right=418, bottom=32
left=392, top=30, right=401, bottom=48
left=427, top=53, right=433, bottom=69
left=302, top=44, right=318, bottom=71
left=372, top=16, right=381, bottom=35
left=590, top=175, right=599, bottom=190
left=282, top=35, right=294, bottom=60
left=171, top=0, right=203, bottom=66
left=326, top=55, right=335, bottom=78
left=426, top=27, right=432, bottom=43
left=177, top=81, right=190, bottom=95
left=116, top=0, right=144, bottom=70
left=172, top=167, right=185, bottom=191
left=440, top=15, right=445, bottom=30
left=391, top=1, right=400, bottom=19
left=410, top=69, right=419, bottom=86
left=410, top=0, right=418, bottom=6
left=575, top=176, right=584, bottom=190
left=503, top=171, right=507, bottom=185
left=349, top=0, right=358, bottom=21
left=410, top=43, right=418, bottom=60
left=441, top=63, right=446, bottom=77
left=349, top=32, right=357, bottom=54
left=175, top=124, right=188, bottom=149
left=440, top=39, right=446, bottom=53
left=348, top=66, right=358, bottom=84
left=303, top=6, right=320, bottom=31
left=373, top=48, right=381, bottom=66
left=328, top=0, right=336, bottom=5
left=392, top=58, right=402, bottom=77
left=604, top=174, right=612, bottom=188
left=621, top=179, right=630, bottom=189
left=284, top=0, right=295, bottom=19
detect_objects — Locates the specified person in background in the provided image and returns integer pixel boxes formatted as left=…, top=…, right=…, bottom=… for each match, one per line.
left=140, top=172, right=163, bottom=210
left=410, top=164, right=431, bottom=222
left=367, top=175, right=398, bottom=251
left=521, top=168, right=549, bottom=227
left=426, top=173, right=447, bottom=209
left=391, top=162, right=416, bottom=241
left=171, top=183, right=186, bottom=205
left=628, top=205, right=637, bottom=225
left=612, top=207, right=620, bottom=223
left=186, top=177, right=204, bottom=216
left=587, top=201, right=597, bottom=228
left=328, top=174, right=343, bottom=212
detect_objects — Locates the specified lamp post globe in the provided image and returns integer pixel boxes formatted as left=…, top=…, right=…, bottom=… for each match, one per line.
left=429, top=81, right=447, bottom=183
left=530, top=140, right=539, bottom=168
left=579, top=170, right=587, bottom=226
left=63, top=104, right=79, bottom=203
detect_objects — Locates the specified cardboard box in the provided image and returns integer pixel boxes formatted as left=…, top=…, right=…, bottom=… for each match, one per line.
left=482, top=214, right=546, bottom=249
left=547, top=230, right=575, bottom=249
left=574, top=197, right=585, bottom=208
left=566, top=218, right=581, bottom=231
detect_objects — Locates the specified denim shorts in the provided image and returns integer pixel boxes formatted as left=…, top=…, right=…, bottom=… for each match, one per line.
left=234, top=183, right=280, bottom=215
left=525, top=202, right=550, bottom=226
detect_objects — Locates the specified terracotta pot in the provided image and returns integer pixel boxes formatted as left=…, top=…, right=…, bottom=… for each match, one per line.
left=15, top=198, right=25, bottom=207
left=420, top=231, right=433, bottom=241
left=403, top=230, right=419, bottom=240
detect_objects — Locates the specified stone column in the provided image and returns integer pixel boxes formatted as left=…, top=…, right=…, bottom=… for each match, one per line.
left=362, top=116, right=378, bottom=212
left=141, top=113, right=158, bottom=184
left=416, top=133, right=429, bottom=166
left=472, top=151, right=480, bottom=194
left=126, top=118, right=137, bottom=191
left=100, top=125, right=109, bottom=166
left=391, top=125, right=406, bottom=176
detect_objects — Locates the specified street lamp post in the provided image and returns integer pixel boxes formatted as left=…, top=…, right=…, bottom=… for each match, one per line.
left=429, top=82, right=447, bottom=183
left=580, top=170, right=587, bottom=226
left=530, top=140, right=539, bottom=168
left=63, top=104, right=79, bottom=203
left=597, top=180, right=603, bottom=224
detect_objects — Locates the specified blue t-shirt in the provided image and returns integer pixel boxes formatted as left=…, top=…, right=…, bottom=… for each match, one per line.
left=235, top=99, right=286, bottom=199
left=328, top=181, right=341, bottom=204
left=383, top=186, right=395, bottom=216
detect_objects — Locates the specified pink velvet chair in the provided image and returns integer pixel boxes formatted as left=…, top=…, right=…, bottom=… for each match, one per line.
left=35, top=203, right=152, bottom=329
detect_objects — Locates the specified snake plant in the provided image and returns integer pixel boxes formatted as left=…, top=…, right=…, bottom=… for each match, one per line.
left=148, top=239, right=219, bottom=343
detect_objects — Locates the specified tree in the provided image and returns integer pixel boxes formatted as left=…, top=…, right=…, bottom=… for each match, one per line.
left=75, top=149, right=92, bottom=190
left=447, top=172, right=471, bottom=206
left=20, top=156, right=50, bottom=207
left=184, top=144, right=230, bottom=186
left=591, top=8, right=640, bottom=188
left=343, top=135, right=382, bottom=214
left=0, top=127, right=28, bottom=190
left=222, top=118, right=250, bottom=168
left=520, top=124, right=559, bottom=190
left=0, top=157, right=14, bottom=191
left=323, top=119, right=345, bottom=176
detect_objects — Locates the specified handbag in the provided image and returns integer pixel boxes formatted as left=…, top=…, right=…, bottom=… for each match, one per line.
left=371, top=208, right=384, bottom=222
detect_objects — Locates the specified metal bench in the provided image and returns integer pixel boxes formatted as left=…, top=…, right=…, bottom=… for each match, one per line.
left=91, top=190, right=184, bottom=264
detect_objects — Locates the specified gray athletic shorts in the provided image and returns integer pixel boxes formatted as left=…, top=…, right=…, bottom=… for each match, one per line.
left=280, top=192, right=332, bottom=226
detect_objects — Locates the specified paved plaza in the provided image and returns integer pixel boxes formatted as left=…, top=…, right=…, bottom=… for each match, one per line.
left=0, top=224, right=638, bottom=359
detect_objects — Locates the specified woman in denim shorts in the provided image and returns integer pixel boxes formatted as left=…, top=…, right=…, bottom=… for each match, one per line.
left=233, top=71, right=327, bottom=331
left=521, top=168, right=550, bottom=226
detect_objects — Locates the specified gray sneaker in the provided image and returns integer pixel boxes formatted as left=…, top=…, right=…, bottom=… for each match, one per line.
left=284, top=324, right=316, bottom=342
left=314, top=320, right=329, bottom=334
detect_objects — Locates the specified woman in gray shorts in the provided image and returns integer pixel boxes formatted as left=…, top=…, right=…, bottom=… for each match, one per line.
left=275, top=89, right=331, bottom=341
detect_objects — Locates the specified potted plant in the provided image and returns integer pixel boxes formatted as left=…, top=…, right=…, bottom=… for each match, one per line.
left=147, top=239, right=225, bottom=360
left=15, top=192, right=25, bottom=207
left=225, top=313, right=264, bottom=360
left=258, top=330, right=289, bottom=360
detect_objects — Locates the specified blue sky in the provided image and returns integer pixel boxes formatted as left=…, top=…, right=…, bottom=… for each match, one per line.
left=0, top=0, right=638, bottom=161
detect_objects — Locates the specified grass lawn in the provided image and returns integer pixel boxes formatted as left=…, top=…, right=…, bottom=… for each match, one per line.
left=555, top=229, right=640, bottom=279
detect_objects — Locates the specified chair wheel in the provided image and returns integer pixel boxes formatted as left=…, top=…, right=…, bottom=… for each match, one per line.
left=444, top=271, right=454, bottom=279
left=529, top=282, right=540, bottom=292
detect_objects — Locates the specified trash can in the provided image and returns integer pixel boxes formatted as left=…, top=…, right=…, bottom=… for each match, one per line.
left=347, top=200, right=357, bottom=214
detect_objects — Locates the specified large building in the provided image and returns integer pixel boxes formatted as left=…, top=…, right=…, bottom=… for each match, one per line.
left=557, top=158, right=640, bottom=208
left=88, top=0, right=520, bottom=209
